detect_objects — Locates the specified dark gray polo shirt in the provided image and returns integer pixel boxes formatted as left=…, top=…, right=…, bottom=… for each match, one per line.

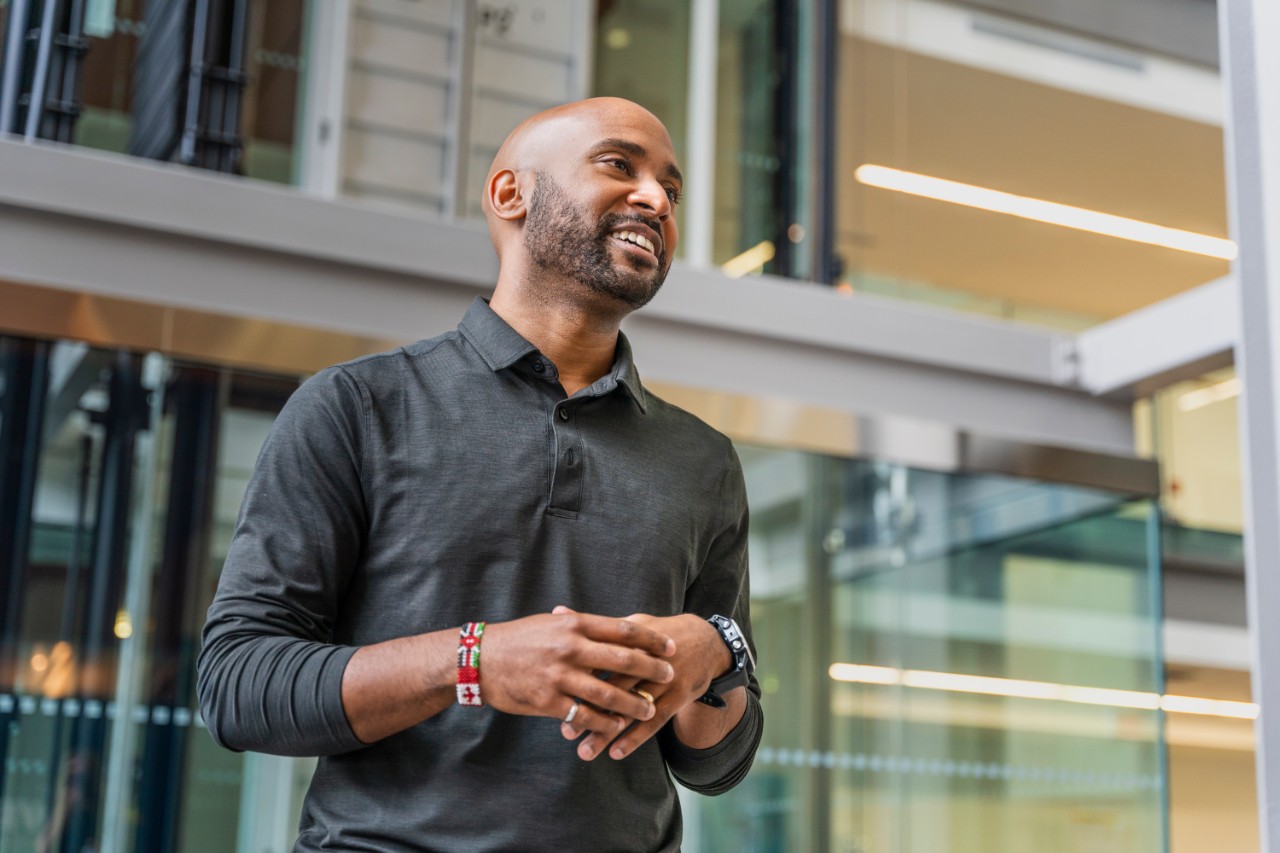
left=198, top=298, right=762, bottom=852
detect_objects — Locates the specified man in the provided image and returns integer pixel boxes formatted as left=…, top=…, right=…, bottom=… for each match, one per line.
left=198, top=97, right=762, bottom=852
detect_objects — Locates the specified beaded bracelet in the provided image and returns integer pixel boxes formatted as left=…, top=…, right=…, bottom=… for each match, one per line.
left=456, top=622, right=486, bottom=706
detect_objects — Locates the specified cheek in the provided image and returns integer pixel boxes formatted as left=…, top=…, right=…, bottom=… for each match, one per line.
left=664, top=223, right=679, bottom=258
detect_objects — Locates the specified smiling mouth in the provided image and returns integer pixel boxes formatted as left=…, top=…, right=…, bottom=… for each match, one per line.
left=611, top=229, right=657, bottom=256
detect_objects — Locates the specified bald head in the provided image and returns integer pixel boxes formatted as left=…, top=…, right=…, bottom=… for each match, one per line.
left=482, top=97, right=679, bottom=228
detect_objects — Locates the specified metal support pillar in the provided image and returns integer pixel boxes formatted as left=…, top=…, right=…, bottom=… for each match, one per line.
left=683, top=0, right=718, bottom=269
left=807, top=0, right=839, bottom=285
left=0, top=0, right=91, bottom=142
left=803, top=455, right=837, bottom=852
left=133, top=367, right=220, bottom=852
left=1219, top=0, right=1280, bottom=850
left=60, top=350, right=147, bottom=853
left=0, top=0, right=35, bottom=134
left=131, top=0, right=251, bottom=171
left=0, top=336, right=50, bottom=812
left=180, top=0, right=250, bottom=172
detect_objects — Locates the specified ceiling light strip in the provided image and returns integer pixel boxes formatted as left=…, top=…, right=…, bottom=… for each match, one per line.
left=829, top=662, right=1259, bottom=720
left=721, top=240, right=776, bottom=278
left=854, top=164, right=1238, bottom=261
left=1177, top=376, right=1242, bottom=412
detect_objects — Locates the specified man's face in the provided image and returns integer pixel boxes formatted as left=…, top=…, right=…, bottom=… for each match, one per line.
left=523, top=173, right=670, bottom=310
left=521, top=112, right=682, bottom=310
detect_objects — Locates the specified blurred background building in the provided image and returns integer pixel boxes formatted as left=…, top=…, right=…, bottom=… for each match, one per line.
left=0, top=0, right=1268, bottom=851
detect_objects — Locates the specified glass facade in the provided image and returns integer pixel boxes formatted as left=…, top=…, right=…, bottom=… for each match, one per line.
left=2, top=0, right=1228, bottom=313
left=691, top=450, right=1164, bottom=852
left=0, top=0, right=1258, bottom=850
left=73, top=0, right=309, bottom=183
left=832, top=0, right=1230, bottom=327
left=0, top=337, right=304, bottom=851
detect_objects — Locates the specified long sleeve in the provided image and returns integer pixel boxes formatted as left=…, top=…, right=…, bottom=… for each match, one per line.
left=661, top=445, right=764, bottom=795
left=196, top=367, right=369, bottom=756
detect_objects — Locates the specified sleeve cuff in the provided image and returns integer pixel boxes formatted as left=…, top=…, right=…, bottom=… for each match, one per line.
left=660, top=692, right=763, bottom=796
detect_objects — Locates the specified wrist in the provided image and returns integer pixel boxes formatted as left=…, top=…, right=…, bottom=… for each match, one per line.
left=456, top=622, right=486, bottom=706
left=695, top=614, right=755, bottom=708
left=703, top=618, right=732, bottom=678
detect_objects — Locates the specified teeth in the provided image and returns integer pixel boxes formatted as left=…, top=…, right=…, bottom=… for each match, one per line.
left=615, top=231, right=656, bottom=254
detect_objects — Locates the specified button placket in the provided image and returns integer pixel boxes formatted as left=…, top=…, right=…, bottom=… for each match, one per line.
left=547, top=403, right=583, bottom=517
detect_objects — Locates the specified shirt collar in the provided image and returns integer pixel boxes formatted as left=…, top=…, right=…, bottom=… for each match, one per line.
left=458, top=297, right=649, bottom=414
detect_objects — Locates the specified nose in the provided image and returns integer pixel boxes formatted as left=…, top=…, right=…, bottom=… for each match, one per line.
left=628, top=174, right=672, bottom=221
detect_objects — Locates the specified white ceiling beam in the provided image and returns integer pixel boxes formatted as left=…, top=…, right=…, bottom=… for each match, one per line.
left=1075, top=276, right=1239, bottom=398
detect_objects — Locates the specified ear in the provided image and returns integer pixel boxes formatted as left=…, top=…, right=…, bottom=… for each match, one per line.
left=487, top=169, right=527, bottom=222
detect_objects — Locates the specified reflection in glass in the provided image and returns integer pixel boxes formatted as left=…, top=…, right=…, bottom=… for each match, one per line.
left=834, top=0, right=1228, bottom=328
left=691, top=447, right=1165, bottom=852
left=73, top=0, right=308, bottom=184
left=0, top=337, right=309, bottom=851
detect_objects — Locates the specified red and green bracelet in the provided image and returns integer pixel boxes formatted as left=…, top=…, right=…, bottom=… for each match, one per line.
left=456, top=621, right=486, bottom=706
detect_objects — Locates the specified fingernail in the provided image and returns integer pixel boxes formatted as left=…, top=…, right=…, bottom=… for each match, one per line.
left=663, top=663, right=674, bottom=680
left=580, top=743, right=595, bottom=760
left=665, top=640, right=676, bottom=655
left=611, top=746, right=626, bottom=760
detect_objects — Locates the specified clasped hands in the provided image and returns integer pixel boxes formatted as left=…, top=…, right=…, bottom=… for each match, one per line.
left=479, top=606, right=730, bottom=762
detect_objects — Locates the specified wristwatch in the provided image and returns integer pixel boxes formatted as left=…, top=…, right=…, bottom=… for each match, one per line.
left=696, top=614, right=756, bottom=708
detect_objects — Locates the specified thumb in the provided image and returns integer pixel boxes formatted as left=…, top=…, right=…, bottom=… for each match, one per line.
left=552, top=605, right=577, bottom=615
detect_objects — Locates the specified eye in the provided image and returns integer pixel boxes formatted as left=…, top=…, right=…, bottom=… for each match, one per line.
left=605, top=157, right=633, bottom=174
left=665, top=186, right=682, bottom=205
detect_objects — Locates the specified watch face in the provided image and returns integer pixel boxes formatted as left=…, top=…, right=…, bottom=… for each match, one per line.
left=714, top=615, right=755, bottom=675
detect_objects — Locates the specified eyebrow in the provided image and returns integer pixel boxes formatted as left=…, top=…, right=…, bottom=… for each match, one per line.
left=591, top=138, right=684, bottom=186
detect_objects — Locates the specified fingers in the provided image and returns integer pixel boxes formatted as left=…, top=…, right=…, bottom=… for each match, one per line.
left=571, top=681, right=669, bottom=761
left=559, top=698, right=627, bottom=742
left=600, top=714, right=665, bottom=761
left=563, top=611, right=676, bottom=659
left=560, top=670, right=657, bottom=721
left=574, top=642, right=675, bottom=686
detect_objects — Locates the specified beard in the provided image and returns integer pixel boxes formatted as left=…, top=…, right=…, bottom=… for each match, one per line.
left=523, top=172, right=670, bottom=310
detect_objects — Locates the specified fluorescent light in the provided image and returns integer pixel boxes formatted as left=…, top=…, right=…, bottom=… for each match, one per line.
left=829, top=663, right=1259, bottom=721
left=1177, top=376, right=1241, bottom=412
left=854, top=164, right=1238, bottom=261
left=721, top=240, right=776, bottom=278
left=1161, top=694, right=1257, bottom=719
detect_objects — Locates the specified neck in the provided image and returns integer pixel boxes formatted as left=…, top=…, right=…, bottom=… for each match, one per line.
left=489, top=269, right=627, bottom=397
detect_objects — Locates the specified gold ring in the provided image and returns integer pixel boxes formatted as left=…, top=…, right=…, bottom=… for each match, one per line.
left=631, top=688, right=655, bottom=704
left=564, top=702, right=580, bottom=724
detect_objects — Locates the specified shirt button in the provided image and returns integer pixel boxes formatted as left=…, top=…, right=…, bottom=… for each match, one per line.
left=565, top=448, right=577, bottom=466
left=558, top=408, right=570, bottom=421
left=531, top=361, right=545, bottom=374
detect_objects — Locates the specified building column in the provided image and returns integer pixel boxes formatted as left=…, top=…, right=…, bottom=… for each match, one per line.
left=1219, top=1, right=1280, bottom=850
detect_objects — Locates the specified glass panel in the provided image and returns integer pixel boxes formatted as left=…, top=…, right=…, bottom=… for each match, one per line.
left=690, top=446, right=1166, bottom=853
left=592, top=0, right=692, bottom=256
left=833, top=0, right=1229, bottom=328
left=1135, top=370, right=1256, bottom=852
left=0, top=340, right=161, bottom=852
left=75, top=0, right=309, bottom=184
left=712, top=0, right=800, bottom=276
left=0, top=338, right=307, bottom=852
left=1140, top=366, right=1242, bottom=535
